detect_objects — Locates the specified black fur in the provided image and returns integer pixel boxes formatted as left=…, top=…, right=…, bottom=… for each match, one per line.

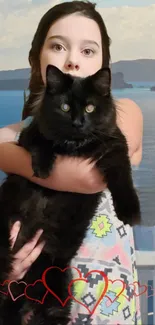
left=0, top=65, right=141, bottom=325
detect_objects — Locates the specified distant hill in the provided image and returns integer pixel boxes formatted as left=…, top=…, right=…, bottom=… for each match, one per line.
left=0, top=73, right=132, bottom=90
left=111, top=72, right=133, bottom=89
left=111, top=59, right=155, bottom=82
left=0, top=59, right=154, bottom=82
left=0, top=59, right=154, bottom=90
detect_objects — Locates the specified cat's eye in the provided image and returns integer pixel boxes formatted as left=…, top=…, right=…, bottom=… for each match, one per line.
left=85, top=104, right=95, bottom=113
left=61, top=104, right=70, bottom=112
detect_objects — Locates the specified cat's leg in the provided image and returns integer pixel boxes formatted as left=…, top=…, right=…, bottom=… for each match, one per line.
left=31, top=146, right=56, bottom=179
left=97, top=150, right=141, bottom=226
left=20, top=140, right=56, bottom=179
left=18, top=123, right=56, bottom=179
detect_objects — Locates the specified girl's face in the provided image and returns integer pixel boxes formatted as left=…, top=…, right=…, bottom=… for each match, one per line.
left=40, top=13, right=103, bottom=84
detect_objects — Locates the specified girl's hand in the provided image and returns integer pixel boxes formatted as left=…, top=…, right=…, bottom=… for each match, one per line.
left=83, top=157, right=107, bottom=193
left=9, top=221, right=45, bottom=280
left=33, top=155, right=107, bottom=194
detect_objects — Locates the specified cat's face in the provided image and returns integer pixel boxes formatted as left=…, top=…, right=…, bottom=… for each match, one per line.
left=38, top=65, right=116, bottom=141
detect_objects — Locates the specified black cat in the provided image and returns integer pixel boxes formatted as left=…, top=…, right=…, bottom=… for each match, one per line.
left=0, top=65, right=141, bottom=325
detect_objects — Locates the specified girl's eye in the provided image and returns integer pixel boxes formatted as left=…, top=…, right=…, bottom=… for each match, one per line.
left=51, top=43, right=65, bottom=52
left=61, top=103, right=70, bottom=112
left=85, top=104, right=95, bottom=113
left=83, top=49, right=94, bottom=56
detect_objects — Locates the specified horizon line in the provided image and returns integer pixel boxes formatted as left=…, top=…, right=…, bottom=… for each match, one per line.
left=0, top=58, right=154, bottom=72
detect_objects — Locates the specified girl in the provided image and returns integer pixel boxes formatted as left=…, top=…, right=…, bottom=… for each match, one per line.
left=0, top=1, right=143, bottom=324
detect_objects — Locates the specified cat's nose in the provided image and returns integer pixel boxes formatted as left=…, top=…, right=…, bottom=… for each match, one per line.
left=72, top=119, right=83, bottom=129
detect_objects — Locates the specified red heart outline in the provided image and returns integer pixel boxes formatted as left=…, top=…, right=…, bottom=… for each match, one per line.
left=0, top=280, right=10, bottom=296
left=121, top=283, right=135, bottom=302
left=132, top=281, right=147, bottom=297
left=8, top=280, right=27, bottom=301
left=68, top=270, right=108, bottom=315
left=42, top=266, right=82, bottom=307
left=105, top=279, right=126, bottom=303
left=24, top=279, right=48, bottom=305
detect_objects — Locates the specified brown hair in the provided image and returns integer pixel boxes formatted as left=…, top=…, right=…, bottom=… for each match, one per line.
left=22, top=0, right=111, bottom=119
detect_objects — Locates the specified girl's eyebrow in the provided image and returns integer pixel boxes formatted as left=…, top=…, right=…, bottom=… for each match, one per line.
left=47, top=35, right=100, bottom=48
left=47, top=35, right=69, bottom=42
left=81, top=40, right=100, bottom=48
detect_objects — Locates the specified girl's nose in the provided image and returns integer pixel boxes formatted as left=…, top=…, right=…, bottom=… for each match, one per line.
left=64, top=50, right=80, bottom=72
left=64, top=61, right=80, bottom=71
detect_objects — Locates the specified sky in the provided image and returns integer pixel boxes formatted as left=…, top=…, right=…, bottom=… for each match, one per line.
left=0, top=0, right=154, bottom=70
left=32, top=0, right=155, bottom=7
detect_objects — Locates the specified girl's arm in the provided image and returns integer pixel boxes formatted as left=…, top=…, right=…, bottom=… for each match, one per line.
left=116, top=98, right=143, bottom=166
left=0, top=98, right=143, bottom=194
left=0, top=122, right=23, bottom=142
left=0, top=126, right=105, bottom=194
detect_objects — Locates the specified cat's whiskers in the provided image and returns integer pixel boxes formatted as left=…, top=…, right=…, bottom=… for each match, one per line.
left=92, top=129, right=119, bottom=141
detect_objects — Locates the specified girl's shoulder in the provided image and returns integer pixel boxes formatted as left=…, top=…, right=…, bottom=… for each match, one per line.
left=115, top=97, right=143, bottom=121
left=115, top=97, right=143, bottom=163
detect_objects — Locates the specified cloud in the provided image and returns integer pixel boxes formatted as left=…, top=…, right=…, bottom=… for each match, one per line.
left=0, top=0, right=31, bottom=13
left=55, top=0, right=155, bottom=7
left=0, top=1, right=154, bottom=70
left=96, top=0, right=155, bottom=7
left=98, top=5, right=155, bottom=63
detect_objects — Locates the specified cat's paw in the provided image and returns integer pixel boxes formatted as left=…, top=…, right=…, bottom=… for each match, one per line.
left=31, top=150, right=55, bottom=179
left=115, top=192, right=141, bottom=226
left=32, top=165, right=50, bottom=179
left=118, top=210, right=141, bottom=227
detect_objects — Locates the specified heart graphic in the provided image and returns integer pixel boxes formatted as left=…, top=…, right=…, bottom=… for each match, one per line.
left=105, top=279, right=126, bottom=303
left=42, top=266, right=82, bottom=307
left=0, top=280, right=10, bottom=296
left=147, top=284, right=155, bottom=298
left=132, top=281, right=147, bottom=297
left=68, top=270, right=108, bottom=315
left=24, top=279, right=48, bottom=304
left=122, top=283, right=135, bottom=302
left=8, top=280, right=27, bottom=301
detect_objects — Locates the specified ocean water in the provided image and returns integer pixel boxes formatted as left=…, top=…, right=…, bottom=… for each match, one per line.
left=0, top=85, right=155, bottom=251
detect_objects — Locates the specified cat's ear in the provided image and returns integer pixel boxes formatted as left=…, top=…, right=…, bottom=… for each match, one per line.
left=46, top=65, right=70, bottom=94
left=90, top=67, right=111, bottom=96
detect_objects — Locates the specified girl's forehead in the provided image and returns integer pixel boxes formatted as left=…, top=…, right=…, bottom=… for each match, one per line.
left=45, top=14, right=102, bottom=44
